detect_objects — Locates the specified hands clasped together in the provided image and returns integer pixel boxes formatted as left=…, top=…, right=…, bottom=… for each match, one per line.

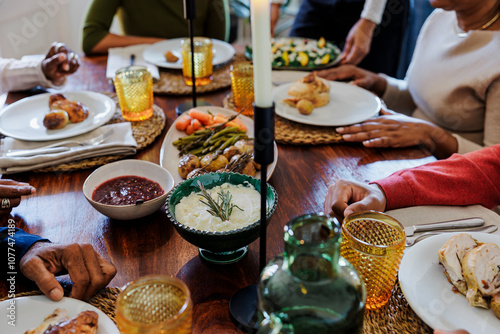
left=42, top=42, right=80, bottom=86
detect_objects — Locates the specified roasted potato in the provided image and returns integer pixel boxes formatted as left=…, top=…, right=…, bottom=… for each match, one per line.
left=223, top=146, right=240, bottom=161
left=187, top=168, right=208, bottom=179
left=234, top=140, right=253, bottom=154
left=178, top=154, right=200, bottom=179
left=200, top=154, right=229, bottom=172
left=296, top=99, right=314, bottom=115
left=241, top=160, right=256, bottom=177
left=43, top=110, right=69, bottom=130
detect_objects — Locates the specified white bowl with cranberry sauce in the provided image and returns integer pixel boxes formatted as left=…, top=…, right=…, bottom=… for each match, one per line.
left=83, top=160, right=174, bottom=220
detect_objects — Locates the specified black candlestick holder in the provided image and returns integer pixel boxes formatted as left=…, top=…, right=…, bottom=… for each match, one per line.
left=229, top=104, right=275, bottom=332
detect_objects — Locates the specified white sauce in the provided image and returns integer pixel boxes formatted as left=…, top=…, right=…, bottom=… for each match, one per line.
left=175, top=183, right=261, bottom=232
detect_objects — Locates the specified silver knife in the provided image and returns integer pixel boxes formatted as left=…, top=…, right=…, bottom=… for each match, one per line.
left=404, top=217, right=485, bottom=236
left=5, top=146, right=70, bottom=158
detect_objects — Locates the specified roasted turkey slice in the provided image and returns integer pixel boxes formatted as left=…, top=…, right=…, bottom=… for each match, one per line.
left=438, top=233, right=480, bottom=295
left=462, top=243, right=500, bottom=309
left=24, top=308, right=69, bottom=334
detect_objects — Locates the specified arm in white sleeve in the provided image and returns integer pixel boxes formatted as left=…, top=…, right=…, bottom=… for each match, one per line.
left=360, top=0, right=387, bottom=25
left=379, top=73, right=416, bottom=115
left=0, top=58, right=61, bottom=95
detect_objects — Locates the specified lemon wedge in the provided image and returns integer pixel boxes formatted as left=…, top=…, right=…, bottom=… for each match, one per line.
left=317, top=37, right=326, bottom=48
left=320, top=53, right=330, bottom=64
left=298, top=52, right=309, bottom=66
left=282, top=51, right=290, bottom=66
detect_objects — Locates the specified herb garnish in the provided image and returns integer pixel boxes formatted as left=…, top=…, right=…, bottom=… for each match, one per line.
left=196, top=181, right=243, bottom=221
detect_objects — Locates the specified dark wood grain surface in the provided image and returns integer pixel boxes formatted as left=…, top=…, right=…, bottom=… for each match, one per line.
left=0, top=54, right=436, bottom=333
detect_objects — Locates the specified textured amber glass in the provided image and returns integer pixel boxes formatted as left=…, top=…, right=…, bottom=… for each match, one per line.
left=181, top=37, right=213, bottom=87
left=230, top=62, right=254, bottom=117
left=114, top=66, right=154, bottom=122
left=115, top=275, right=192, bottom=333
left=340, top=211, right=406, bottom=310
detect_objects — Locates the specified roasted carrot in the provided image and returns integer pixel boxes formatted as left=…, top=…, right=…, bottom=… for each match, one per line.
left=185, top=118, right=202, bottom=135
left=175, top=115, right=192, bottom=131
left=232, top=117, right=247, bottom=132
left=213, top=114, right=229, bottom=124
left=189, top=108, right=213, bottom=125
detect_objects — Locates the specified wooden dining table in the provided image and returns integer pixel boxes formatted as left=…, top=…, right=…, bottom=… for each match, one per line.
left=0, top=52, right=437, bottom=333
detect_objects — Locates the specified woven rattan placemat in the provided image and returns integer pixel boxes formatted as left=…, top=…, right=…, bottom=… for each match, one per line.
left=153, top=53, right=247, bottom=95
left=2, top=282, right=432, bottom=333
left=223, top=92, right=343, bottom=145
left=36, top=93, right=165, bottom=173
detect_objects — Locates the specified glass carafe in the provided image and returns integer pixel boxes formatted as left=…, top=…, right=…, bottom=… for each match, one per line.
left=258, top=213, right=366, bottom=334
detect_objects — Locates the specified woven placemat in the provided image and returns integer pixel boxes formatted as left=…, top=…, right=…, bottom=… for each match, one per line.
left=223, top=92, right=343, bottom=145
left=35, top=93, right=165, bottom=173
left=153, top=53, right=247, bottom=95
left=2, top=282, right=432, bottom=333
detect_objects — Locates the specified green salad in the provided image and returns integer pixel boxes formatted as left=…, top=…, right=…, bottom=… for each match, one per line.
left=245, top=37, right=340, bottom=69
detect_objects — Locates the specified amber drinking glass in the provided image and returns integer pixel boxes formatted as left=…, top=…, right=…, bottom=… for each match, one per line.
left=115, top=275, right=193, bottom=333
left=230, top=62, right=254, bottom=117
left=340, top=211, right=406, bottom=310
left=181, top=37, right=213, bottom=86
left=114, top=66, right=154, bottom=121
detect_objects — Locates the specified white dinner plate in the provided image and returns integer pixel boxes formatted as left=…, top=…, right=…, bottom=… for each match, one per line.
left=143, top=38, right=236, bottom=69
left=160, top=106, right=278, bottom=185
left=0, top=296, right=119, bottom=333
left=0, top=91, right=116, bottom=141
left=273, top=80, right=381, bottom=126
left=399, top=232, right=500, bottom=333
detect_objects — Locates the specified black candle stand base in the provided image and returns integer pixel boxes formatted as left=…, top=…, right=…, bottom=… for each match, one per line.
left=229, top=284, right=259, bottom=333
left=175, top=100, right=213, bottom=116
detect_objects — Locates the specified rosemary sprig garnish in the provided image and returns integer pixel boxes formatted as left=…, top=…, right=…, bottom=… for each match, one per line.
left=196, top=181, right=243, bottom=221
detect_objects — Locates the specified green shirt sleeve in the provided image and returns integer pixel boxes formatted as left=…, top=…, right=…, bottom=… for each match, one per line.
left=82, top=0, right=122, bottom=54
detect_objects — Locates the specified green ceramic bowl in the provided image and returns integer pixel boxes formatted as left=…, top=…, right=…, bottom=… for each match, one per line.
left=165, top=172, right=278, bottom=264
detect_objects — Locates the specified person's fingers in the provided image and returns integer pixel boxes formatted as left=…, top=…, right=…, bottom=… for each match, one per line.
left=75, top=244, right=115, bottom=300
left=0, top=197, right=21, bottom=210
left=363, top=137, right=392, bottom=147
left=61, top=244, right=90, bottom=300
left=0, top=184, right=36, bottom=197
left=67, top=53, right=80, bottom=73
left=20, top=256, right=64, bottom=301
left=0, top=179, right=32, bottom=187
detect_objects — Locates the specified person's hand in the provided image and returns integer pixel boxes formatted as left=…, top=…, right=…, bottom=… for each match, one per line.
left=324, top=179, right=387, bottom=218
left=0, top=179, right=35, bottom=216
left=336, top=109, right=437, bottom=149
left=316, top=64, right=387, bottom=97
left=434, top=330, right=470, bottom=334
left=20, top=242, right=117, bottom=301
left=42, top=42, right=79, bottom=86
left=270, top=4, right=282, bottom=37
left=340, top=18, right=377, bottom=66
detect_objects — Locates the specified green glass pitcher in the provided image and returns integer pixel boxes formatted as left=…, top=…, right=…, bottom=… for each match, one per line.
left=258, top=213, right=366, bottom=334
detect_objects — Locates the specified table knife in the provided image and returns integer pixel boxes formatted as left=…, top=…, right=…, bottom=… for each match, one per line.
left=5, top=146, right=70, bottom=158
left=404, top=217, right=484, bottom=236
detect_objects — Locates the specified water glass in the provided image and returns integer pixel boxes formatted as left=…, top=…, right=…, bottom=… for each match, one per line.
left=230, top=62, right=254, bottom=117
left=340, top=211, right=406, bottom=310
left=115, top=275, right=193, bottom=333
left=181, top=37, right=213, bottom=86
left=114, top=66, right=154, bottom=121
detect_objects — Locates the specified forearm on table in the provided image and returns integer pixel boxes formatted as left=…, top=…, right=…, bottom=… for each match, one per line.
left=373, top=144, right=500, bottom=210
left=89, top=33, right=165, bottom=54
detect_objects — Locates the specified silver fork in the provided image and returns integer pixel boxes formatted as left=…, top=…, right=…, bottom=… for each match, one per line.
left=405, top=225, right=498, bottom=247
left=6, top=128, right=114, bottom=158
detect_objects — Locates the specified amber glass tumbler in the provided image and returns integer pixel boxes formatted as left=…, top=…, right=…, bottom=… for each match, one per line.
left=340, top=211, right=405, bottom=310
left=114, top=66, right=154, bottom=122
left=181, top=37, right=213, bottom=87
left=115, top=275, right=193, bottom=333
left=230, top=62, right=254, bottom=117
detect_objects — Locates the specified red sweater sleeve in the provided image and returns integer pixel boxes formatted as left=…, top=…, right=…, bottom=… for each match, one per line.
left=372, top=145, right=500, bottom=210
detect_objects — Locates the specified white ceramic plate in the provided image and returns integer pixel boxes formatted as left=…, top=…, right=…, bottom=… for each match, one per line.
left=399, top=232, right=500, bottom=333
left=160, top=106, right=278, bottom=185
left=0, top=92, right=116, bottom=141
left=273, top=80, right=381, bottom=126
left=143, top=38, right=235, bottom=69
left=0, top=296, right=119, bottom=333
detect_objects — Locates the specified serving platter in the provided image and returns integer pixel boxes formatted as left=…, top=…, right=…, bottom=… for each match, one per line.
left=0, top=91, right=115, bottom=141
left=143, top=38, right=235, bottom=69
left=399, top=232, right=500, bottom=333
left=160, top=106, right=278, bottom=185
left=272, top=80, right=381, bottom=126
left=0, top=296, right=119, bottom=333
